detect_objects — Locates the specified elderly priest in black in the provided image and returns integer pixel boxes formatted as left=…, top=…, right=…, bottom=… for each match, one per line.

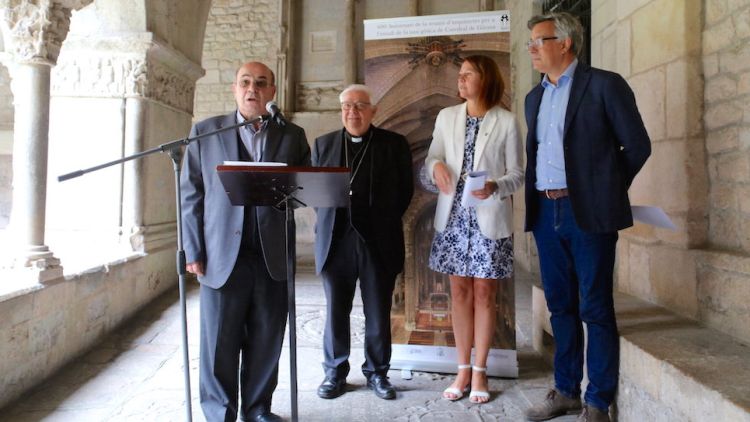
left=312, top=84, right=414, bottom=401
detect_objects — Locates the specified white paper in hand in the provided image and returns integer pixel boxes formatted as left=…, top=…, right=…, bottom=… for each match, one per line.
left=460, top=170, right=490, bottom=208
left=631, top=205, right=677, bottom=230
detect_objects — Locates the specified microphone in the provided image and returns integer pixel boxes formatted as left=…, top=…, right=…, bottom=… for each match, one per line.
left=265, top=101, right=286, bottom=127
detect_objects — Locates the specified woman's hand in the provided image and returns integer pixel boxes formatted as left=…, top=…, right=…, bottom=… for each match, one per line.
left=433, top=162, right=454, bottom=194
left=471, top=181, right=498, bottom=199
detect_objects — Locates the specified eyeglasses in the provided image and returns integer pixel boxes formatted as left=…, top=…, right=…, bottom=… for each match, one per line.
left=526, top=36, right=559, bottom=50
left=237, top=78, right=271, bottom=89
left=341, top=102, right=371, bottom=111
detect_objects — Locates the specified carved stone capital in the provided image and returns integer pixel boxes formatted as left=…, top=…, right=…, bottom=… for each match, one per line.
left=296, top=81, right=344, bottom=112
left=51, top=36, right=205, bottom=113
left=0, top=0, right=93, bottom=65
left=145, top=42, right=206, bottom=113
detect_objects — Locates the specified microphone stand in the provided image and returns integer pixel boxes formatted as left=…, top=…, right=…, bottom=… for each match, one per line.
left=59, top=115, right=267, bottom=422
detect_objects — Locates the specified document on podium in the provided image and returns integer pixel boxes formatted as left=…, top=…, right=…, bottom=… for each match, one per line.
left=460, top=170, right=491, bottom=208
left=222, top=161, right=287, bottom=166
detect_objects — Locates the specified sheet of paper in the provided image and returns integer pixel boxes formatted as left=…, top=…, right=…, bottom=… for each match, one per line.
left=222, top=161, right=287, bottom=166
left=460, top=170, right=490, bottom=208
left=631, top=205, right=677, bottom=230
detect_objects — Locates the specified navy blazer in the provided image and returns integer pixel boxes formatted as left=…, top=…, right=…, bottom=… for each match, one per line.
left=180, top=112, right=310, bottom=288
left=312, top=126, right=414, bottom=276
left=524, top=62, right=651, bottom=233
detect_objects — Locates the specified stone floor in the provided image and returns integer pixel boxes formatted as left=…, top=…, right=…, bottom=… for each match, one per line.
left=0, top=268, right=578, bottom=422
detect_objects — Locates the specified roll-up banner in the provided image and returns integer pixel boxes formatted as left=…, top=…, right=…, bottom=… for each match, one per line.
left=364, top=11, right=517, bottom=378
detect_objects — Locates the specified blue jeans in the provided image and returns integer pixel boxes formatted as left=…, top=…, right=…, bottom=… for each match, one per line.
left=532, top=196, right=619, bottom=411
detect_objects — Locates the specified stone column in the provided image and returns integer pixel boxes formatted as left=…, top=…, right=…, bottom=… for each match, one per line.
left=277, top=0, right=294, bottom=111
left=48, top=33, right=203, bottom=254
left=7, top=61, right=60, bottom=275
left=121, top=96, right=145, bottom=250
left=343, top=0, right=357, bottom=86
left=0, top=0, right=93, bottom=281
left=408, top=0, right=419, bottom=16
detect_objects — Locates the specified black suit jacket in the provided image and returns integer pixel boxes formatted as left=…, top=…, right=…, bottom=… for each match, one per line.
left=312, top=126, right=414, bottom=276
left=524, top=62, right=651, bottom=233
left=181, top=112, right=310, bottom=286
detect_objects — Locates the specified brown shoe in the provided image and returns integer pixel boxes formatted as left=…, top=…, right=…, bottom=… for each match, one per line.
left=525, top=389, right=582, bottom=421
left=576, top=405, right=610, bottom=422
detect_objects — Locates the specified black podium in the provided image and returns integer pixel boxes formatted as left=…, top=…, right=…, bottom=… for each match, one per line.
left=217, top=164, right=349, bottom=422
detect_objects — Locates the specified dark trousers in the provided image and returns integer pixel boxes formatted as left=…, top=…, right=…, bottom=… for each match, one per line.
left=532, top=196, right=619, bottom=411
left=199, top=252, right=288, bottom=422
left=320, top=227, right=397, bottom=380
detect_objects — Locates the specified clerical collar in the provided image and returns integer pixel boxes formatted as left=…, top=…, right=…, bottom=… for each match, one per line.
left=346, top=128, right=371, bottom=143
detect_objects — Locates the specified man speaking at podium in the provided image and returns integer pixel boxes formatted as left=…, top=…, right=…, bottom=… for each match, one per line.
left=312, top=84, right=413, bottom=401
left=181, top=61, right=310, bottom=422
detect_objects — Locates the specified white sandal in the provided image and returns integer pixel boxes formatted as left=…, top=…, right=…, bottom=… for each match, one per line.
left=442, top=364, right=471, bottom=401
left=469, top=366, right=490, bottom=403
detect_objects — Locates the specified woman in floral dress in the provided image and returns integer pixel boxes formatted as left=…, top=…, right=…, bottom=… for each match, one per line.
left=425, top=55, right=524, bottom=403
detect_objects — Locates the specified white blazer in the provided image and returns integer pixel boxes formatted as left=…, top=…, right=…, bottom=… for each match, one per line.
left=425, top=102, right=524, bottom=240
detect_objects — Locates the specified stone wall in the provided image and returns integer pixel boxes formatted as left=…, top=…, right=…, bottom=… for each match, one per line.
left=0, top=154, right=9, bottom=229
left=592, top=0, right=707, bottom=317
left=0, top=0, right=208, bottom=408
left=703, top=0, right=750, bottom=253
left=587, top=0, right=750, bottom=346
left=0, top=250, right=176, bottom=410
left=697, top=0, right=750, bottom=344
left=0, top=64, right=12, bottom=129
left=507, top=0, right=750, bottom=346
left=1, top=58, right=14, bottom=230
left=193, top=0, right=281, bottom=123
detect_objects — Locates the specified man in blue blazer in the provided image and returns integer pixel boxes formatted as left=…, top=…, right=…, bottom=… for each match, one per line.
left=312, top=84, right=413, bottom=401
left=181, top=62, right=310, bottom=422
left=522, top=13, right=651, bottom=422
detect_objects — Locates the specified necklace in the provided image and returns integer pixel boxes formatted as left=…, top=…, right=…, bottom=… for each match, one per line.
left=343, top=130, right=373, bottom=196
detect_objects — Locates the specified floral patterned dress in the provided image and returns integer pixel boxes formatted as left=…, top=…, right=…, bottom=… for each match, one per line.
left=428, top=116, right=513, bottom=279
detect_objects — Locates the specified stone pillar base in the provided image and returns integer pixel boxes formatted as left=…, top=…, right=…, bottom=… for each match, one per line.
left=24, top=263, right=64, bottom=283
left=0, top=257, right=64, bottom=284
left=21, top=246, right=64, bottom=283
left=0, top=245, right=64, bottom=283
left=123, top=222, right=177, bottom=254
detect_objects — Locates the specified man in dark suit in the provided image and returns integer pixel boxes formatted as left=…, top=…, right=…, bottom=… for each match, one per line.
left=312, top=84, right=413, bottom=401
left=522, top=13, right=651, bottom=422
left=181, top=61, right=310, bottom=422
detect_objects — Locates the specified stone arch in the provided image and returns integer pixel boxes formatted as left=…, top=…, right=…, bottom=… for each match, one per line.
left=0, top=0, right=214, bottom=408
left=41, top=0, right=211, bottom=270
left=1, top=1, right=214, bottom=270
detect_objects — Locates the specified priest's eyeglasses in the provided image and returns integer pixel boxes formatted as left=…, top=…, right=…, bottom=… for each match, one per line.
left=341, top=102, right=372, bottom=111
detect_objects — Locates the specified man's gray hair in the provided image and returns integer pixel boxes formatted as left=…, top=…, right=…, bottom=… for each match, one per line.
left=527, top=12, right=585, bottom=58
left=339, top=84, right=376, bottom=105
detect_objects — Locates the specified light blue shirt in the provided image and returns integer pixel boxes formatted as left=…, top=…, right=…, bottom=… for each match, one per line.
left=535, top=59, right=578, bottom=190
left=236, top=110, right=268, bottom=161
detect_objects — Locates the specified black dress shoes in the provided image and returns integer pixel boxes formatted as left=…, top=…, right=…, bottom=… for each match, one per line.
left=317, top=376, right=347, bottom=399
left=254, top=412, right=283, bottom=422
left=367, top=374, right=396, bottom=400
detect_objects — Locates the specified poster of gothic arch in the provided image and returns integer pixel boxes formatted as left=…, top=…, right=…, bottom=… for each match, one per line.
left=364, top=11, right=517, bottom=377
